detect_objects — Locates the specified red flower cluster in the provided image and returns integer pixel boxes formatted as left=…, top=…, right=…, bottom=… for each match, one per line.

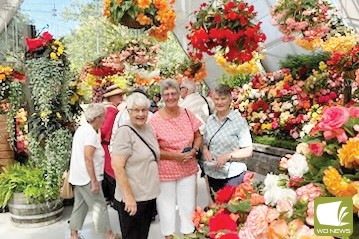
left=209, top=212, right=237, bottom=239
left=327, top=45, right=359, bottom=74
left=89, top=66, right=119, bottom=77
left=252, top=99, right=269, bottom=111
left=187, top=0, right=265, bottom=63
left=216, top=185, right=236, bottom=203
left=25, top=32, right=53, bottom=52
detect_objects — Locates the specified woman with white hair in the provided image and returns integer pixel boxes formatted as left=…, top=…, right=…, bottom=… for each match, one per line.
left=149, top=79, right=202, bottom=238
left=68, top=103, right=120, bottom=239
left=111, top=93, right=160, bottom=239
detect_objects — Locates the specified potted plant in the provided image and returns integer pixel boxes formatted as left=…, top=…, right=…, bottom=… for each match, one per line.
left=0, top=163, right=63, bottom=227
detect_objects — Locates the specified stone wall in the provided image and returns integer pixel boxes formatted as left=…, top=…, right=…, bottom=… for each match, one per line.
left=243, top=143, right=295, bottom=176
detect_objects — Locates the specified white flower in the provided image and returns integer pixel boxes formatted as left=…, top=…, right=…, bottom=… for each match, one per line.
left=264, top=174, right=280, bottom=190
left=296, top=143, right=310, bottom=155
left=287, top=153, right=309, bottom=178
left=264, top=185, right=296, bottom=206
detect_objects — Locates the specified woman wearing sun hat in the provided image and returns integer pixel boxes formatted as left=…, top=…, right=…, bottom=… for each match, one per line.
left=101, top=84, right=126, bottom=205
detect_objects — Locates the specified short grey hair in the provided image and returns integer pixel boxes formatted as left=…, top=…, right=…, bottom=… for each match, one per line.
left=126, top=92, right=150, bottom=109
left=160, top=79, right=180, bottom=95
left=85, top=103, right=106, bottom=122
left=214, top=84, right=232, bottom=97
left=181, top=79, right=197, bottom=94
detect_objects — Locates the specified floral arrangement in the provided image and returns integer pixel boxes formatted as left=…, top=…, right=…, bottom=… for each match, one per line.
left=270, top=0, right=334, bottom=42
left=82, top=38, right=162, bottom=102
left=25, top=32, right=65, bottom=61
left=186, top=172, right=335, bottom=239
left=25, top=31, right=80, bottom=200
left=104, top=0, right=176, bottom=41
left=187, top=0, right=266, bottom=75
left=232, top=62, right=350, bottom=140
left=173, top=60, right=207, bottom=84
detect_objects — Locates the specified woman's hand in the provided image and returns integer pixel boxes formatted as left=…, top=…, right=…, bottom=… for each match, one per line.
left=202, top=146, right=212, bottom=161
left=124, top=196, right=137, bottom=216
left=91, top=180, right=100, bottom=194
left=215, top=152, right=231, bottom=170
left=178, top=152, right=193, bottom=163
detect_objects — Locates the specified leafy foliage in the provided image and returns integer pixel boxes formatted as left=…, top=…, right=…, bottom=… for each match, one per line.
left=218, top=73, right=251, bottom=88
left=280, top=52, right=330, bottom=78
left=253, top=135, right=297, bottom=150
left=0, top=163, right=59, bottom=207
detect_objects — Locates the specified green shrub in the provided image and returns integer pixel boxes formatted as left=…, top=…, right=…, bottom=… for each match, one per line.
left=0, top=163, right=59, bottom=208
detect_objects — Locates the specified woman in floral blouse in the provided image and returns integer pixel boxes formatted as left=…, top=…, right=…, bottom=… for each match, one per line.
left=149, top=79, right=202, bottom=239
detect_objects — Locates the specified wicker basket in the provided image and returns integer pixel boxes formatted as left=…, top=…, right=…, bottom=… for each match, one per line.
left=119, top=13, right=147, bottom=29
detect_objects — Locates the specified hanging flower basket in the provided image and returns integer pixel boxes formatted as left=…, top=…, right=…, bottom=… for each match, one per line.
left=187, top=0, right=266, bottom=75
left=104, top=0, right=176, bottom=41
left=119, top=13, right=148, bottom=29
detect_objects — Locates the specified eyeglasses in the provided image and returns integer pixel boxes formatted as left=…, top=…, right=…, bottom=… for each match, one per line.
left=128, top=108, right=149, bottom=113
left=162, top=92, right=179, bottom=98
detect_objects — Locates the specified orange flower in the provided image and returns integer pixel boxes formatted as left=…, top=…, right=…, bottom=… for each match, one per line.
left=136, top=77, right=151, bottom=85
left=136, top=0, right=151, bottom=9
left=338, top=138, right=359, bottom=169
left=136, top=13, right=152, bottom=25
left=104, top=0, right=112, bottom=16
left=323, top=167, right=358, bottom=197
left=116, top=0, right=123, bottom=5
left=268, top=220, right=289, bottom=239
left=250, top=193, right=265, bottom=206
left=0, top=74, right=5, bottom=81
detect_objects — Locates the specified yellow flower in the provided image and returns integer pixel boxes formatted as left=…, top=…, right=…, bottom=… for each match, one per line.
left=54, top=40, right=61, bottom=46
left=4, top=66, right=12, bottom=75
left=215, top=52, right=261, bottom=76
left=50, top=52, right=58, bottom=60
left=323, top=167, right=357, bottom=197
left=0, top=74, right=5, bottom=81
left=70, top=94, right=79, bottom=105
left=57, top=46, right=64, bottom=55
left=338, top=138, right=359, bottom=169
left=261, top=123, right=272, bottom=131
left=323, top=34, right=358, bottom=54
left=40, top=111, right=51, bottom=119
left=56, top=112, right=62, bottom=119
left=319, top=61, right=327, bottom=71
left=0, top=66, right=3, bottom=73
left=295, top=37, right=323, bottom=50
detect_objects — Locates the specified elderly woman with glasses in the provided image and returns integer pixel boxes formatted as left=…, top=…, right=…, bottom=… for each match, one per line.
left=149, top=79, right=203, bottom=239
left=202, top=84, right=253, bottom=199
left=111, top=93, right=160, bottom=239
left=68, top=103, right=120, bottom=239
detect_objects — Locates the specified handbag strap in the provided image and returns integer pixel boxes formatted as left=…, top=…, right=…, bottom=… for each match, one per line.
left=200, top=94, right=212, bottom=115
left=120, top=125, right=158, bottom=161
left=208, top=118, right=229, bottom=150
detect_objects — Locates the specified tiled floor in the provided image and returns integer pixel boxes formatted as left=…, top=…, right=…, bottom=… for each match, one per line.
left=0, top=174, right=211, bottom=239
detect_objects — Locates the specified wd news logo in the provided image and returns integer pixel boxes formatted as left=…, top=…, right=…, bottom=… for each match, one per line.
left=314, top=197, right=353, bottom=237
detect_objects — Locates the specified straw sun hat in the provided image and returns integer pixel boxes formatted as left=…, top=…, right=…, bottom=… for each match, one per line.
left=103, top=84, right=126, bottom=98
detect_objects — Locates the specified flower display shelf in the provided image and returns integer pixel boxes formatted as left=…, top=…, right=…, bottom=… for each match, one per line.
left=243, top=143, right=294, bottom=177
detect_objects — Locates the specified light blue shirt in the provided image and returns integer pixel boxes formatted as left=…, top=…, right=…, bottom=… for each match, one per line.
left=203, top=110, right=252, bottom=179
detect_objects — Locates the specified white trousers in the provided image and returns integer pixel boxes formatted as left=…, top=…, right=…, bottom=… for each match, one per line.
left=157, top=174, right=196, bottom=236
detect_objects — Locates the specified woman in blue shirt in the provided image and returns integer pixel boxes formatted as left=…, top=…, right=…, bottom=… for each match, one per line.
left=202, top=84, right=253, bottom=199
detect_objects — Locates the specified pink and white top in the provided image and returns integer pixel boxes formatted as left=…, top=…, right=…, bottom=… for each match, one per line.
left=149, top=108, right=202, bottom=181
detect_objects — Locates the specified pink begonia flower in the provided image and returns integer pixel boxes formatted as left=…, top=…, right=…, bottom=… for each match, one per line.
left=318, top=107, right=349, bottom=131
left=323, top=128, right=348, bottom=143
left=296, top=183, right=322, bottom=201
left=272, top=120, right=279, bottom=129
left=243, top=171, right=254, bottom=184
left=276, top=199, right=294, bottom=218
left=349, top=107, right=359, bottom=118
left=308, top=142, right=324, bottom=156
left=239, top=205, right=270, bottom=239
left=279, top=157, right=288, bottom=170
left=306, top=200, right=315, bottom=226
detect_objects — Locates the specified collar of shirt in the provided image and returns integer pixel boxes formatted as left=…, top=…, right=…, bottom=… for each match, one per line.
left=213, top=109, right=236, bottom=123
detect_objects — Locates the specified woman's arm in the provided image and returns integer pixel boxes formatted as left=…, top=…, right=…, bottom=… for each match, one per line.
left=112, top=155, right=137, bottom=216
left=215, top=146, right=253, bottom=169
left=84, top=146, right=100, bottom=193
left=192, top=130, right=203, bottom=153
